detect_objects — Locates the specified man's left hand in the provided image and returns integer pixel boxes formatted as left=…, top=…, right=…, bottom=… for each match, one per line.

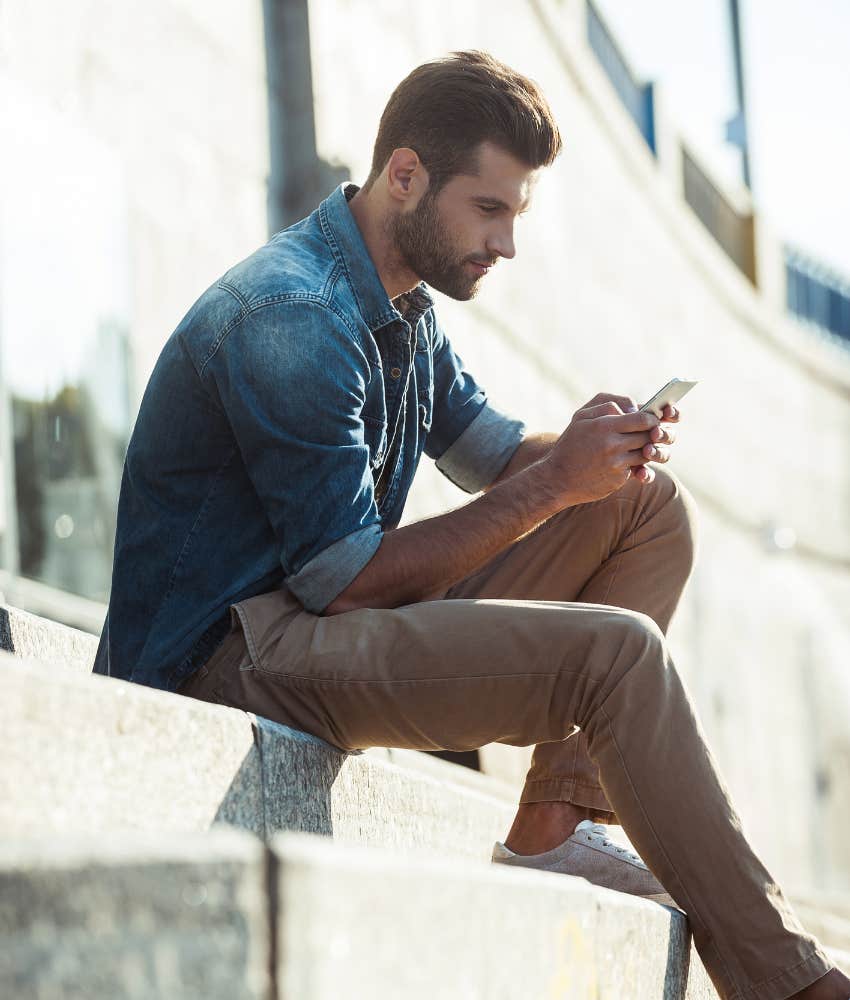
left=631, top=403, right=679, bottom=483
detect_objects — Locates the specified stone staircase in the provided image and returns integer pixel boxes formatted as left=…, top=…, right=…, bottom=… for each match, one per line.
left=0, top=604, right=847, bottom=998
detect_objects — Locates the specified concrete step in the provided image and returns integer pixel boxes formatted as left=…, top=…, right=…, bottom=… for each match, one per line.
left=0, top=829, right=271, bottom=1000
left=0, top=600, right=529, bottom=793
left=0, top=652, right=516, bottom=861
left=0, top=827, right=717, bottom=1000
left=0, top=602, right=98, bottom=675
left=272, top=829, right=719, bottom=1000
left=5, top=827, right=849, bottom=1000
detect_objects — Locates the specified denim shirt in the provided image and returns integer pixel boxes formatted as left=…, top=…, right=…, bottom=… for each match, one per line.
left=93, top=183, right=525, bottom=692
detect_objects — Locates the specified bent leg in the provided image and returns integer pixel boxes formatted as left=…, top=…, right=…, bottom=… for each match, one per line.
left=445, top=466, right=698, bottom=814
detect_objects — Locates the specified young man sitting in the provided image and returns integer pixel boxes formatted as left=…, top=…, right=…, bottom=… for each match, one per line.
left=95, top=50, right=848, bottom=1000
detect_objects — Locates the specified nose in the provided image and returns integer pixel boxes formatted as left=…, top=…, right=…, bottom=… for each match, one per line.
left=487, top=220, right=516, bottom=261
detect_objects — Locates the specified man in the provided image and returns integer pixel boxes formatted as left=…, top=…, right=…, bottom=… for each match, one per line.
left=95, top=51, right=847, bottom=1000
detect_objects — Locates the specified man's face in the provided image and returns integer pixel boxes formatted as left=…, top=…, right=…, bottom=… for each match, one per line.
left=389, top=142, right=539, bottom=300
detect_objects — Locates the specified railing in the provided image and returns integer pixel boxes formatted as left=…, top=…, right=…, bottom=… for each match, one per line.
left=586, top=0, right=656, bottom=155
left=785, top=249, right=850, bottom=343
left=682, top=147, right=756, bottom=284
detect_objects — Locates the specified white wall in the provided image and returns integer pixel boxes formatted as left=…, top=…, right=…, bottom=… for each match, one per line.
left=0, top=0, right=271, bottom=627
left=0, top=0, right=270, bottom=409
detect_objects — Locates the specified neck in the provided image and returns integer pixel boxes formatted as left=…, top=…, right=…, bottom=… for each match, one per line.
left=348, top=186, right=421, bottom=301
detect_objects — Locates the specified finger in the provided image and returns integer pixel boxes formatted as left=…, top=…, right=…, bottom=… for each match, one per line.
left=639, top=465, right=656, bottom=484
left=650, top=424, right=677, bottom=445
left=600, top=410, right=659, bottom=432
left=641, top=443, right=671, bottom=463
left=623, top=431, right=655, bottom=453
left=603, top=394, right=639, bottom=413
left=661, top=404, right=680, bottom=422
left=631, top=464, right=655, bottom=484
left=622, top=448, right=651, bottom=469
left=575, top=400, right=625, bottom=420
left=581, top=393, right=639, bottom=413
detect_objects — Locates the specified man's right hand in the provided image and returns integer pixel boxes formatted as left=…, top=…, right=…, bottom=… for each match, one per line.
left=541, top=400, right=663, bottom=506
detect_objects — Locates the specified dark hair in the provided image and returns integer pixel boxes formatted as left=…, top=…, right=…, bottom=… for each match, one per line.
left=363, top=50, right=562, bottom=194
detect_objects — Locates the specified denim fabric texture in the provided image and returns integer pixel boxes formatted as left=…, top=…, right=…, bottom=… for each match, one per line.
left=93, top=183, right=525, bottom=692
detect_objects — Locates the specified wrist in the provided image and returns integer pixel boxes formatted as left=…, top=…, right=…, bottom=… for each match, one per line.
left=522, top=457, right=574, bottom=514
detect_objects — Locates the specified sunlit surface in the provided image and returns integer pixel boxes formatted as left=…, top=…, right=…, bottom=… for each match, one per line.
left=596, top=0, right=850, bottom=276
left=0, top=81, right=131, bottom=601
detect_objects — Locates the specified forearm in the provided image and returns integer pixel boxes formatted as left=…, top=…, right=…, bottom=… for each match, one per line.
left=324, top=459, right=564, bottom=615
left=482, top=431, right=558, bottom=491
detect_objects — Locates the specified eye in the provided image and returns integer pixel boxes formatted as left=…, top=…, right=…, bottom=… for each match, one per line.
left=478, top=205, right=499, bottom=214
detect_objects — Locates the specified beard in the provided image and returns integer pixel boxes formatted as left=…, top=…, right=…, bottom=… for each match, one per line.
left=388, top=190, right=486, bottom=301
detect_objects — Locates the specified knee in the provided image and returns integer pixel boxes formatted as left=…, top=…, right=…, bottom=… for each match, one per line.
left=606, top=607, right=670, bottom=681
left=610, top=607, right=666, bottom=649
left=604, top=609, right=681, bottom=706
left=567, top=608, right=671, bottom=724
left=580, top=607, right=666, bottom=682
left=586, top=610, right=694, bottom=754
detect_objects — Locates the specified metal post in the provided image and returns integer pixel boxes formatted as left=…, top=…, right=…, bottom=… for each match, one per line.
left=0, top=288, right=21, bottom=580
left=262, top=0, right=350, bottom=235
left=727, top=0, right=752, bottom=189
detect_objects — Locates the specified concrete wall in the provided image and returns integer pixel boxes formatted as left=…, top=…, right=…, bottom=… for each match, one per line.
left=0, top=0, right=270, bottom=409
left=306, top=0, right=850, bottom=890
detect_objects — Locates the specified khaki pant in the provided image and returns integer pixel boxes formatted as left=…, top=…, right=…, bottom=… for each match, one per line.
left=178, top=469, right=832, bottom=999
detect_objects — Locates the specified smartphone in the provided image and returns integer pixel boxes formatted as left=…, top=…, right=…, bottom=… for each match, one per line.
left=639, top=378, right=698, bottom=417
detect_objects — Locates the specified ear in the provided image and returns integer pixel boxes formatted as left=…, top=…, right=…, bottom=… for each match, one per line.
left=385, top=147, right=430, bottom=206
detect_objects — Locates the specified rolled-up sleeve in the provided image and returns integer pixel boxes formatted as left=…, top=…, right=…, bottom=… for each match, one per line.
left=424, top=315, right=525, bottom=493
left=284, top=524, right=381, bottom=614
left=207, top=300, right=382, bottom=613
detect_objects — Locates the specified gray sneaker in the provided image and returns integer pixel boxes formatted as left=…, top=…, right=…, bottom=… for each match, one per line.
left=491, top=820, right=679, bottom=909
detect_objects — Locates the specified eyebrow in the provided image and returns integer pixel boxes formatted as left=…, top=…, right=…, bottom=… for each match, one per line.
left=472, top=195, right=532, bottom=213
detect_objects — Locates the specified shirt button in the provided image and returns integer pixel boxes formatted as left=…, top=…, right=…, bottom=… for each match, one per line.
left=390, top=367, right=402, bottom=379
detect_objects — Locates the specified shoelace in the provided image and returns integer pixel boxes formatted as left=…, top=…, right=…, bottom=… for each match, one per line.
left=582, top=822, right=644, bottom=864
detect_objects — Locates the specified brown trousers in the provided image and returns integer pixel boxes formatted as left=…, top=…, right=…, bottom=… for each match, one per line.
left=178, top=468, right=833, bottom=1000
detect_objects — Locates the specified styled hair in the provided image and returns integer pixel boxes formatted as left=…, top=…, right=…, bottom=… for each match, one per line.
left=363, top=50, right=562, bottom=193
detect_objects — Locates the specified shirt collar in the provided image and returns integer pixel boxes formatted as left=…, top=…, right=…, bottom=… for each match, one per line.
left=319, top=182, right=434, bottom=333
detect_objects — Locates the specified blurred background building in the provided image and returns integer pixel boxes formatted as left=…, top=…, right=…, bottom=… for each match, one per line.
left=1, top=0, right=849, bottom=892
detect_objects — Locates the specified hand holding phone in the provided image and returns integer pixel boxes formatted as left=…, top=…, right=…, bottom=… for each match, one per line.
left=628, top=377, right=697, bottom=483
left=639, top=378, right=698, bottom=418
